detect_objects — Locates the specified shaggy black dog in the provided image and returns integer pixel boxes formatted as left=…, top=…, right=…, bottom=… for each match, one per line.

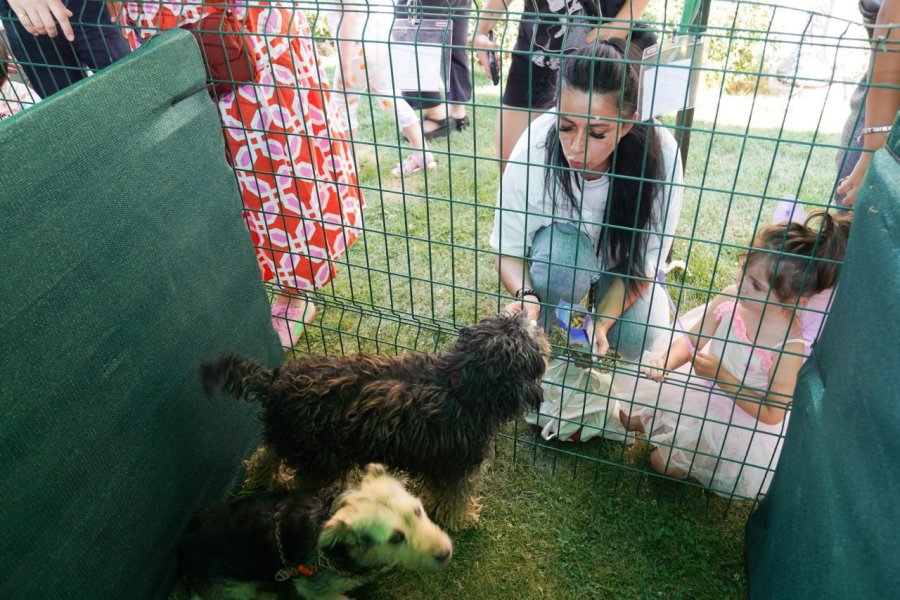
left=202, top=312, right=548, bottom=529
left=181, top=464, right=452, bottom=599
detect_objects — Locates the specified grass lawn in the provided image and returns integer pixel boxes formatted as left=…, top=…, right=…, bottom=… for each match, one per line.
left=264, top=64, right=840, bottom=598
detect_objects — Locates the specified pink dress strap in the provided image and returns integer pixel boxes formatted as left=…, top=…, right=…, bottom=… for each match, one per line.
left=714, top=299, right=736, bottom=321
left=715, top=300, right=752, bottom=342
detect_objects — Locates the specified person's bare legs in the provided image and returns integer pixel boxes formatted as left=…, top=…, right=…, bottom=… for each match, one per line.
left=649, top=447, right=688, bottom=479
left=422, top=102, right=468, bottom=135
left=496, top=105, right=545, bottom=172
left=374, top=94, right=436, bottom=176
left=619, top=409, right=645, bottom=433
left=271, top=291, right=317, bottom=347
left=393, top=121, right=437, bottom=175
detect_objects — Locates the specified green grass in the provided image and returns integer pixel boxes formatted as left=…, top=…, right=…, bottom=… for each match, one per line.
left=257, top=62, right=841, bottom=598
left=354, top=430, right=750, bottom=600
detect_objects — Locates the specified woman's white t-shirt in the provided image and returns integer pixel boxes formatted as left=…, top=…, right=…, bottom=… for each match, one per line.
left=489, top=111, right=684, bottom=277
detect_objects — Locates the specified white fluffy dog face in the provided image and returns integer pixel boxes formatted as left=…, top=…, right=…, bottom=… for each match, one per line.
left=318, top=464, right=453, bottom=572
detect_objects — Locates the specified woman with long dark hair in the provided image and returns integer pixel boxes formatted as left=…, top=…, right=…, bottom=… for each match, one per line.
left=490, top=38, right=683, bottom=361
left=473, top=0, right=653, bottom=171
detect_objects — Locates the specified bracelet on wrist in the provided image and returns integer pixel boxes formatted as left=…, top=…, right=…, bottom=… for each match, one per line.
left=861, top=125, right=892, bottom=135
left=515, top=288, right=542, bottom=302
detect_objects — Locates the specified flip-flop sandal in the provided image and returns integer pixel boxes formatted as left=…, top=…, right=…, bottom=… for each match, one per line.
left=392, top=152, right=437, bottom=177
left=422, top=116, right=452, bottom=140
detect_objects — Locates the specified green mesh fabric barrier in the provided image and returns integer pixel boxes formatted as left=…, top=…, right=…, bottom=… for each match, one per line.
left=746, top=111, right=900, bottom=598
left=0, top=30, right=281, bottom=600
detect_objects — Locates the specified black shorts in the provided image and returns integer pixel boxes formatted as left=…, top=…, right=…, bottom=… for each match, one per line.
left=501, top=51, right=561, bottom=110
left=501, top=21, right=658, bottom=110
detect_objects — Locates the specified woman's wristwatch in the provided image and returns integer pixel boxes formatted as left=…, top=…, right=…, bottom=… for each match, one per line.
left=515, top=288, right=542, bottom=302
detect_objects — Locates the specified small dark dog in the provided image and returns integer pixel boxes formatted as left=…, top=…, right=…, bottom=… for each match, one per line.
left=202, top=312, right=548, bottom=529
left=181, top=463, right=452, bottom=599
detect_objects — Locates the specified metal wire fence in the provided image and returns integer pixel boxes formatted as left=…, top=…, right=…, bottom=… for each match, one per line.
left=1, top=0, right=895, bottom=503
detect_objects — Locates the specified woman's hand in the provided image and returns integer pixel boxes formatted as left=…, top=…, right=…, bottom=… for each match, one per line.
left=836, top=152, right=872, bottom=207
left=8, top=0, right=75, bottom=41
left=692, top=353, right=722, bottom=380
left=640, top=355, right=667, bottom=381
left=502, top=295, right=541, bottom=322
left=473, top=31, right=500, bottom=81
left=592, top=318, right=612, bottom=357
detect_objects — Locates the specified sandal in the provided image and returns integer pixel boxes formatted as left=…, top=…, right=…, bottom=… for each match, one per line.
left=391, top=151, right=437, bottom=177
left=422, top=116, right=451, bottom=140
left=271, top=296, right=317, bottom=348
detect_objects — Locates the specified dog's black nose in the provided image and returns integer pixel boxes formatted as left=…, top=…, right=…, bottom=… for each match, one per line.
left=435, top=548, right=452, bottom=564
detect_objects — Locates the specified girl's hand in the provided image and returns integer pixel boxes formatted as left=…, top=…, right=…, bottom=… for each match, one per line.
left=473, top=31, right=500, bottom=80
left=692, top=353, right=722, bottom=380
left=502, top=296, right=541, bottom=322
left=640, top=356, right=667, bottom=381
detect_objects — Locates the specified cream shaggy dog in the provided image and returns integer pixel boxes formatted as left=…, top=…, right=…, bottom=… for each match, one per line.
left=181, top=464, right=452, bottom=599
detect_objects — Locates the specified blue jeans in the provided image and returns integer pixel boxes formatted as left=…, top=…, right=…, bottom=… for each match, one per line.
left=528, top=222, right=671, bottom=361
left=0, top=0, right=131, bottom=97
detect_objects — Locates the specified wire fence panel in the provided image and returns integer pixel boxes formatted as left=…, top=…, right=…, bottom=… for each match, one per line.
left=1, top=0, right=896, bottom=507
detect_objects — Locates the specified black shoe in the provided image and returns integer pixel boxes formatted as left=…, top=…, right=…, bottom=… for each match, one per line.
left=454, top=115, right=470, bottom=131
left=422, top=116, right=452, bottom=140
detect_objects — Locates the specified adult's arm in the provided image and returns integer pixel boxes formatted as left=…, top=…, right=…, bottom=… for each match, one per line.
left=836, top=0, right=900, bottom=206
left=586, top=0, right=650, bottom=42
left=334, top=0, right=362, bottom=89
left=472, top=0, right=512, bottom=79
left=497, top=255, right=541, bottom=321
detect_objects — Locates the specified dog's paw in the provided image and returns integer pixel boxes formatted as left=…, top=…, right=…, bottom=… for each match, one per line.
left=435, top=496, right=482, bottom=532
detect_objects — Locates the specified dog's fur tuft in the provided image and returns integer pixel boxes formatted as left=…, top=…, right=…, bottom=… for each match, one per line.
left=181, top=463, right=451, bottom=599
left=202, top=312, right=548, bottom=529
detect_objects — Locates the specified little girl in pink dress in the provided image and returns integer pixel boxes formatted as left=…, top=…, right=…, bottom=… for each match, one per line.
left=617, top=210, right=852, bottom=498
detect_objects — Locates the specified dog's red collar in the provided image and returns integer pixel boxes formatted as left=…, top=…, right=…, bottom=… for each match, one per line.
left=273, top=509, right=324, bottom=581
left=275, top=561, right=320, bottom=581
left=273, top=509, right=355, bottom=582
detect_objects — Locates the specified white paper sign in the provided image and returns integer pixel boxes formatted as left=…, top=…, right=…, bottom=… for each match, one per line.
left=390, top=44, right=444, bottom=92
left=638, top=36, right=705, bottom=120
left=641, top=58, right=693, bottom=120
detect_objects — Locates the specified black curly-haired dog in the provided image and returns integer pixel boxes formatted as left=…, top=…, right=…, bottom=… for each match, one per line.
left=181, top=463, right=452, bottom=599
left=202, top=312, right=548, bottom=529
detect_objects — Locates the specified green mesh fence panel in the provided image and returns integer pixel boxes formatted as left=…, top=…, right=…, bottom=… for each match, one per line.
left=745, top=111, right=900, bottom=599
left=0, top=29, right=281, bottom=600
left=2, top=1, right=900, bottom=596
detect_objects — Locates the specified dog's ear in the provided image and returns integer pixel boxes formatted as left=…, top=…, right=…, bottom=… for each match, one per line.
left=318, top=517, right=352, bottom=551
left=524, top=379, right=544, bottom=411
left=364, top=463, right=387, bottom=479
left=319, top=517, right=376, bottom=559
